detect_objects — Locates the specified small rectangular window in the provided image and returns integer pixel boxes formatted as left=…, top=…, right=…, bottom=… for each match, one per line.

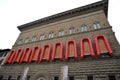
left=0, top=59, right=4, bottom=64
left=8, top=76, right=11, bottom=80
left=54, top=76, right=59, bottom=80
left=17, top=76, right=21, bottom=80
left=27, top=75, right=30, bottom=80
left=108, top=75, right=116, bottom=80
left=0, top=75, right=3, bottom=80
left=69, top=76, right=74, bottom=80
left=3, top=52, right=7, bottom=57
left=0, top=61, right=2, bottom=64
left=87, top=76, right=93, bottom=80
left=0, top=53, right=3, bottom=57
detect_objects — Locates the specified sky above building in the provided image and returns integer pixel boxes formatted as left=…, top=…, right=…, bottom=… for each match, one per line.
left=0, top=0, right=120, bottom=49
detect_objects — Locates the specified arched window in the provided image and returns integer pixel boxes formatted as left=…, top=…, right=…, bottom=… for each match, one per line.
left=80, top=38, right=95, bottom=59
left=81, top=24, right=87, bottom=32
left=48, top=32, right=54, bottom=39
left=93, top=22, right=101, bottom=29
left=29, top=46, right=41, bottom=63
left=40, top=34, right=45, bottom=40
left=18, top=39, right=23, bottom=45
left=24, top=37, right=29, bottom=43
left=52, top=42, right=63, bottom=61
left=40, top=44, right=51, bottom=62
left=20, top=47, right=32, bottom=63
left=65, top=40, right=78, bottom=61
left=32, top=36, right=37, bottom=42
left=95, top=34, right=112, bottom=57
left=58, top=30, right=64, bottom=36
left=4, top=50, right=16, bottom=64
left=13, top=48, right=23, bottom=63
left=69, top=27, right=75, bottom=34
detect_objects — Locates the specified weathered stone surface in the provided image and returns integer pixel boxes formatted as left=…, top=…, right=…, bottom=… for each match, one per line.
left=0, top=0, right=120, bottom=80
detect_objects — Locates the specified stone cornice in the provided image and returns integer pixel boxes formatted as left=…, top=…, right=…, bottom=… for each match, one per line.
left=17, top=0, right=108, bottom=31
left=0, top=49, right=11, bottom=52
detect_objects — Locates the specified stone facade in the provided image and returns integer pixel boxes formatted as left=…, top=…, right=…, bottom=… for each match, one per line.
left=0, top=49, right=10, bottom=67
left=0, top=0, right=120, bottom=80
left=1, top=57, right=120, bottom=80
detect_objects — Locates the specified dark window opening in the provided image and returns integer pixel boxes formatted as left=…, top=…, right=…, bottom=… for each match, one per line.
left=0, top=53, right=4, bottom=57
left=0, top=61, right=2, bottom=64
left=108, top=75, right=116, bottom=80
left=101, top=52, right=110, bottom=57
left=54, top=76, right=59, bottom=80
left=3, top=52, right=8, bottom=57
left=0, top=75, right=3, bottom=80
left=8, top=76, right=11, bottom=80
left=27, top=76, right=30, bottom=80
left=87, top=76, right=93, bottom=80
left=69, top=76, right=74, bottom=80
left=68, top=57, right=75, bottom=61
left=54, top=58, right=61, bottom=62
left=17, top=76, right=21, bottom=80
left=84, top=54, right=91, bottom=58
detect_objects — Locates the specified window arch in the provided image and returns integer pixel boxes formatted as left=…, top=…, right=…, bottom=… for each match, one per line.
left=95, top=34, right=112, bottom=57
left=4, top=50, right=16, bottom=64
left=40, top=44, right=52, bottom=62
left=58, top=30, right=64, bottom=36
left=29, top=46, right=41, bottom=63
left=65, top=40, right=78, bottom=61
left=24, top=37, right=29, bottom=43
left=32, top=36, right=37, bottom=42
left=52, top=42, right=63, bottom=61
left=13, top=48, right=24, bottom=63
left=18, top=39, right=23, bottom=45
left=81, top=24, right=87, bottom=32
left=69, top=27, right=75, bottom=34
left=80, top=38, right=95, bottom=59
left=40, top=34, right=45, bottom=40
left=93, top=22, right=101, bottom=29
left=48, top=32, right=54, bottom=39
left=20, top=47, right=32, bottom=63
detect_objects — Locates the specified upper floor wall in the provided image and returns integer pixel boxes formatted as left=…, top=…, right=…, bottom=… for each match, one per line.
left=14, top=10, right=110, bottom=47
